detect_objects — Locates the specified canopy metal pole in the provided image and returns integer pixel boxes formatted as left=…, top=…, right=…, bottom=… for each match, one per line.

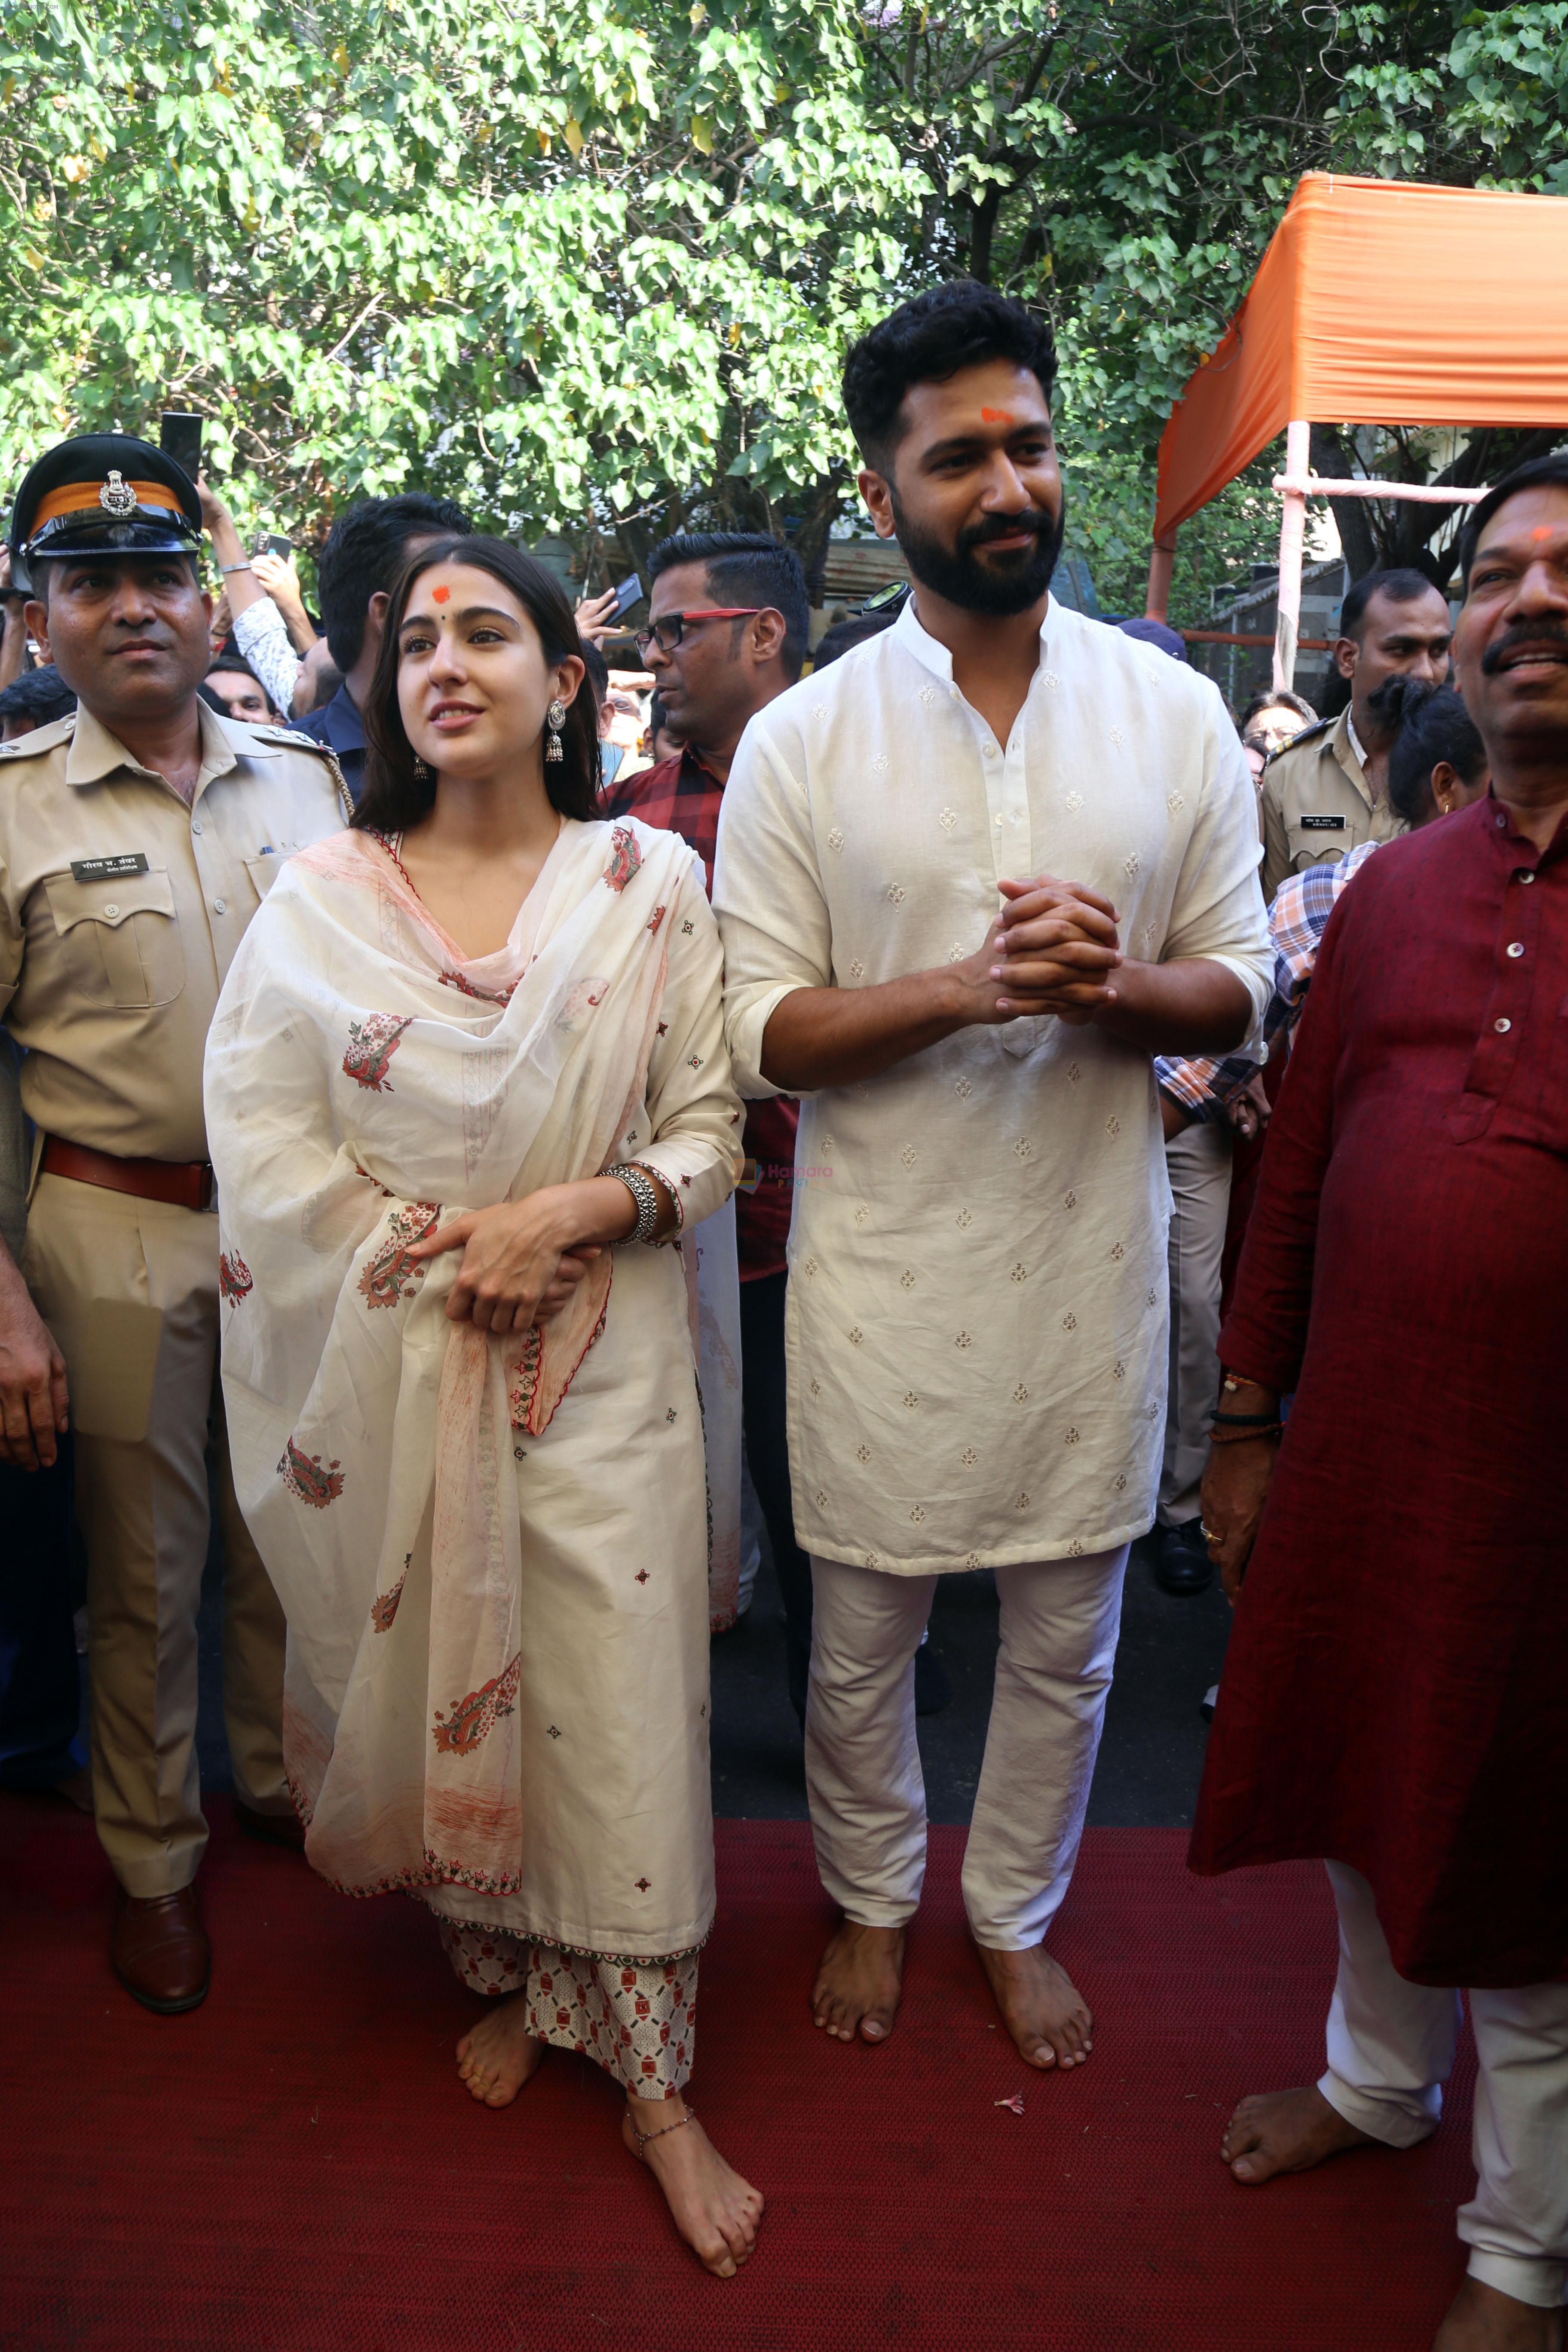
left=1273, top=418, right=1311, bottom=692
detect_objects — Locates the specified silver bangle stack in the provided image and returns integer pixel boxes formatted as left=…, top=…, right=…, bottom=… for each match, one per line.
left=604, top=1161, right=662, bottom=1244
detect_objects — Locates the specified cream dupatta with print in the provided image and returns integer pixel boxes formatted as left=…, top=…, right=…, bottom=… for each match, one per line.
left=206, top=816, right=701, bottom=1900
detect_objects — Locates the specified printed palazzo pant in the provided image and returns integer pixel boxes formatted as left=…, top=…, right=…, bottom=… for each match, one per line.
left=439, top=1921, right=698, bottom=2099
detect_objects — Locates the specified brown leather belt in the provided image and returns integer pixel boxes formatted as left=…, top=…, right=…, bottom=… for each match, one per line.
left=41, top=1136, right=215, bottom=1212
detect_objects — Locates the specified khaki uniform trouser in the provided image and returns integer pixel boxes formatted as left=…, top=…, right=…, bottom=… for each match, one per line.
left=22, top=1173, right=290, bottom=1898
left=1158, top=1119, right=1232, bottom=1528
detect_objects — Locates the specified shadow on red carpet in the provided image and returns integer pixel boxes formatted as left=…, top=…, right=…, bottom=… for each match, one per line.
left=0, top=1798, right=1474, bottom=2351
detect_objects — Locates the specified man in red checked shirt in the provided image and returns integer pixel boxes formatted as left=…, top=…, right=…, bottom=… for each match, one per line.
left=604, top=533, right=822, bottom=1717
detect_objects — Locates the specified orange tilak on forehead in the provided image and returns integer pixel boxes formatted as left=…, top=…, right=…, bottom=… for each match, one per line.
left=1531, top=527, right=1555, bottom=542
left=430, top=583, right=451, bottom=603
left=980, top=408, right=1014, bottom=424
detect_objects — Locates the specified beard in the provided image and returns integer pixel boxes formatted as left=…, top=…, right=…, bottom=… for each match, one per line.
left=890, top=486, right=1066, bottom=616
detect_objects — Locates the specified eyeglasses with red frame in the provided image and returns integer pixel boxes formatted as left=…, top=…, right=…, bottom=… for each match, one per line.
left=634, top=608, right=763, bottom=655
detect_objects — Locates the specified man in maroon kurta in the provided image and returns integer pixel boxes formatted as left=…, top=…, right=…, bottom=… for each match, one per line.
left=1190, top=456, right=1568, bottom=2352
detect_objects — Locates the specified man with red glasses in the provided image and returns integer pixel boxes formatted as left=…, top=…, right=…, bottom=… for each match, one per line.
left=605, top=533, right=819, bottom=1698
left=621, top=536, right=802, bottom=889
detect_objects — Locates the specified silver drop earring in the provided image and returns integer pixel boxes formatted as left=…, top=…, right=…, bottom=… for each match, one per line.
left=545, top=697, right=566, bottom=763
left=413, top=756, right=432, bottom=784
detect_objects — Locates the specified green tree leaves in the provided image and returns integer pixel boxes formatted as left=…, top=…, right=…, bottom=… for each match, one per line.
left=0, top=0, right=1560, bottom=611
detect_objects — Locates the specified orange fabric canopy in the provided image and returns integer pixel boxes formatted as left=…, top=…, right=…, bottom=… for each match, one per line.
left=1153, top=173, right=1568, bottom=542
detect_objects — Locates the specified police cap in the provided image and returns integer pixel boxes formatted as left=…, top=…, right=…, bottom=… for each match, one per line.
left=10, top=434, right=203, bottom=591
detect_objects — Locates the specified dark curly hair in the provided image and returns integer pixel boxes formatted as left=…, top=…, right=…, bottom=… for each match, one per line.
left=1383, top=679, right=1488, bottom=827
left=842, top=282, right=1057, bottom=472
left=352, top=536, right=601, bottom=834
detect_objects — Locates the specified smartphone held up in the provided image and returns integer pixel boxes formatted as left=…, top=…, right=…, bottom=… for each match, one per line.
left=159, top=410, right=203, bottom=484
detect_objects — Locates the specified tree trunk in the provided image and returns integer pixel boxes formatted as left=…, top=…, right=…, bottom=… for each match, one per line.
left=788, top=468, right=849, bottom=603
left=968, top=183, right=1005, bottom=285
left=1309, top=426, right=1378, bottom=582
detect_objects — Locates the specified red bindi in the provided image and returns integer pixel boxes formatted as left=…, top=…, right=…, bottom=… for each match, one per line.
left=431, top=584, right=450, bottom=603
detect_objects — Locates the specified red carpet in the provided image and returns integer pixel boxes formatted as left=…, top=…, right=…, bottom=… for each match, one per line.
left=0, top=1798, right=1475, bottom=2351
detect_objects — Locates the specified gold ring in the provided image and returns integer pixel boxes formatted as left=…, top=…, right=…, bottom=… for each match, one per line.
left=1200, top=1522, right=1219, bottom=1544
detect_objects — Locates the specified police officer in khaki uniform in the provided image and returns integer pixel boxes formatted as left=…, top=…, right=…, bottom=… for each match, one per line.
left=0, top=435, right=349, bottom=2012
left=1259, top=566, right=1455, bottom=900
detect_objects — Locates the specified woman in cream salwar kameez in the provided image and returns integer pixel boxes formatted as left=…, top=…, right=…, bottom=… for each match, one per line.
left=205, top=538, right=763, bottom=2275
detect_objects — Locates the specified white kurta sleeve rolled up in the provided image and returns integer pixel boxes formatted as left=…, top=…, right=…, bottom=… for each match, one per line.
left=712, top=595, right=1271, bottom=1575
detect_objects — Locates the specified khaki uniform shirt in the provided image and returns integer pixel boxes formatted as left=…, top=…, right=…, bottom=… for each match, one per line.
left=0, top=701, right=349, bottom=1162
left=1259, top=707, right=1406, bottom=902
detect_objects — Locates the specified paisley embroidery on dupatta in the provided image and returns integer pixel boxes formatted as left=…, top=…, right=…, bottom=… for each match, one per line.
left=371, top=1558, right=410, bottom=1633
left=358, top=1202, right=441, bottom=1309
left=602, top=825, right=642, bottom=892
left=279, top=1436, right=346, bottom=1508
left=218, top=1250, right=253, bottom=1306
left=432, top=1653, right=522, bottom=1755
left=343, top=1013, right=413, bottom=1092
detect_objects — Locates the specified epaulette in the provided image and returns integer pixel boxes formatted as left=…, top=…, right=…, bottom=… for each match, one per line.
left=0, top=712, right=77, bottom=760
left=257, top=725, right=353, bottom=823
left=251, top=723, right=328, bottom=750
left=1261, top=716, right=1333, bottom=767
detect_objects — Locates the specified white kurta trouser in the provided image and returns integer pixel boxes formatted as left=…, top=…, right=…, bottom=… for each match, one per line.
left=1320, top=1863, right=1568, bottom=2309
left=805, top=1547, right=1128, bottom=1948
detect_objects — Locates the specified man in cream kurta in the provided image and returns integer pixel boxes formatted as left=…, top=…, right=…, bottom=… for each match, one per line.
left=712, top=282, right=1271, bottom=2071
left=717, top=590, right=1274, bottom=1570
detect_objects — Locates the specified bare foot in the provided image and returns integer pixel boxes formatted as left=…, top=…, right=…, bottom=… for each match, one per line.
left=454, top=1992, right=545, bottom=2107
left=623, top=2098, right=764, bottom=2278
left=1433, top=2278, right=1564, bottom=2352
left=1222, top=2084, right=1379, bottom=2183
left=976, top=1940, right=1093, bottom=2069
left=812, top=1920, right=905, bottom=2044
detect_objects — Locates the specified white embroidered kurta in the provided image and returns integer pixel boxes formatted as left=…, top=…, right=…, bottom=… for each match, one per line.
left=206, top=816, right=742, bottom=1962
left=712, top=595, right=1272, bottom=1574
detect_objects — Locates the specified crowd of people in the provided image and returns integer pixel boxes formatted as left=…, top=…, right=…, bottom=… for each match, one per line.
left=0, top=281, right=1562, bottom=2343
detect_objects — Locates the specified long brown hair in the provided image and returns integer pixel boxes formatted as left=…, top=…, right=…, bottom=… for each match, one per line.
left=352, top=535, right=602, bottom=833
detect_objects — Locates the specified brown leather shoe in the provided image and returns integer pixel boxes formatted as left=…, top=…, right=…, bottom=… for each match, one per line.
left=111, top=1886, right=211, bottom=2014
left=233, top=1799, right=307, bottom=1852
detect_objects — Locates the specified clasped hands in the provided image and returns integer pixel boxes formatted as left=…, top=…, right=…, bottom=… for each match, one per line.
left=967, top=872, right=1123, bottom=1026
left=405, top=1182, right=606, bottom=1337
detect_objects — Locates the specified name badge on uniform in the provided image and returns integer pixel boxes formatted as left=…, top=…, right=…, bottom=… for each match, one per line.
left=70, top=852, right=149, bottom=882
left=1299, top=815, right=1345, bottom=832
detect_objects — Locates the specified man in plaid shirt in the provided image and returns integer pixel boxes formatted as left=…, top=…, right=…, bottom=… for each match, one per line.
left=1148, top=840, right=1378, bottom=1593
left=604, top=533, right=821, bottom=1710
left=1156, top=840, right=1383, bottom=1122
